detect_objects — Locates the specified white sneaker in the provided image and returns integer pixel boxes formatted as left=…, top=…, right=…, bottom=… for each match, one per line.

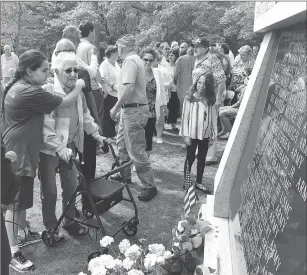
left=10, top=251, right=35, bottom=272
left=156, top=138, right=163, bottom=144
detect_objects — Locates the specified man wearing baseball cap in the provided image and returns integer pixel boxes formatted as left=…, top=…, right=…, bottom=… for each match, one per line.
left=192, top=37, right=226, bottom=165
left=110, top=34, right=157, bottom=202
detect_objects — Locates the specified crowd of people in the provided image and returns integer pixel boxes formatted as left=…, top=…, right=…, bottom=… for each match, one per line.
left=1, top=20, right=257, bottom=274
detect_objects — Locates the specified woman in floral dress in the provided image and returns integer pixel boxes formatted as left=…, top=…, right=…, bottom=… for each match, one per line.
left=140, top=47, right=168, bottom=156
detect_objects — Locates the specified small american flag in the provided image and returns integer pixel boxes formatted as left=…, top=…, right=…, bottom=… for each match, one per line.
left=184, top=159, right=198, bottom=216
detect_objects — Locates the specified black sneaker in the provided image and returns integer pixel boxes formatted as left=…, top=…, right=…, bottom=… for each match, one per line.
left=10, top=251, right=35, bottom=272
left=138, top=187, right=158, bottom=202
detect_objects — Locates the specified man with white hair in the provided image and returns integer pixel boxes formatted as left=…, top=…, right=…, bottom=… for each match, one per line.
left=39, top=51, right=107, bottom=240
left=1, top=45, right=19, bottom=87
left=110, top=34, right=157, bottom=202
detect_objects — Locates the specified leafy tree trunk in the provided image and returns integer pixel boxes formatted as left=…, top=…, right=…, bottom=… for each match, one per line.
left=92, top=1, right=101, bottom=62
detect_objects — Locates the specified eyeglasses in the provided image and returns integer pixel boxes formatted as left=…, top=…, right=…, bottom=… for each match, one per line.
left=55, top=49, right=76, bottom=56
left=64, top=67, right=79, bottom=74
left=143, top=58, right=154, bottom=63
left=164, top=48, right=170, bottom=51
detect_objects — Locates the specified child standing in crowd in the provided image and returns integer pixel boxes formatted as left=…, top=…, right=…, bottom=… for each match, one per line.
left=180, top=72, right=216, bottom=194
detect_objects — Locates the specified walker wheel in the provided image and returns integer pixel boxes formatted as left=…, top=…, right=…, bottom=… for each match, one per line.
left=42, top=230, right=55, bottom=247
left=82, top=206, right=94, bottom=219
left=122, top=221, right=138, bottom=236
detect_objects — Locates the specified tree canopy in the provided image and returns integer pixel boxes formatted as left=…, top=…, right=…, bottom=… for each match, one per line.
left=1, top=1, right=261, bottom=59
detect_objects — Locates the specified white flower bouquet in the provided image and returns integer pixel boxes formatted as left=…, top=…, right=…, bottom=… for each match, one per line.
left=80, top=237, right=173, bottom=275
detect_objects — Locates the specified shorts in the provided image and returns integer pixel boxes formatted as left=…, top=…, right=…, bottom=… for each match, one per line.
left=7, top=176, right=34, bottom=211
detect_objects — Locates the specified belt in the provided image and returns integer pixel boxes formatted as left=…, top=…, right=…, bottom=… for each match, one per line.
left=121, top=103, right=147, bottom=109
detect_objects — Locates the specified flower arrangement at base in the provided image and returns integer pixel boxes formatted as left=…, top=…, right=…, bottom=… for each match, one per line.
left=169, top=214, right=212, bottom=274
left=79, top=237, right=173, bottom=275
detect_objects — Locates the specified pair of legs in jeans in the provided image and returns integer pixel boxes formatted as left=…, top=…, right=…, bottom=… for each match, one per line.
left=39, top=143, right=87, bottom=235
left=186, top=138, right=209, bottom=185
left=116, top=105, right=156, bottom=193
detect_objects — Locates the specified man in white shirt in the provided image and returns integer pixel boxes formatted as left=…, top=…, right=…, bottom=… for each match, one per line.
left=1, top=45, right=19, bottom=87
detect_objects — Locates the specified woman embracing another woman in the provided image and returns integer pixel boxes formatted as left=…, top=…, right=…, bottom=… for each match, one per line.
left=180, top=72, right=216, bottom=194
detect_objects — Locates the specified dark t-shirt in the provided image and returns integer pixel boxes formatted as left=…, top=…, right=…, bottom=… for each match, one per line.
left=2, top=80, right=63, bottom=177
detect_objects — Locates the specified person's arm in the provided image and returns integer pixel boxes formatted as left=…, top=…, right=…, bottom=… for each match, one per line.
left=112, top=83, right=135, bottom=110
left=210, top=105, right=217, bottom=141
left=180, top=97, right=191, bottom=145
left=84, top=92, right=100, bottom=124
left=231, top=92, right=244, bottom=108
left=216, top=81, right=226, bottom=108
left=42, top=111, right=66, bottom=154
left=158, top=70, right=168, bottom=106
left=98, top=62, right=112, bottom=95
left=110, top=59, right=137, bottom=119
left=173, top=58, right=181, bottom=85
left=30, top=80, right=83, bottom=115
left=211, top=55, right=226, bottom=108
left=15, top=55, right=19, bottom=68
left=85, top=47, right=99, bottom=78
left=58, top=79, right=85, bottom=109
left=41, top=84, right=68, bottom=154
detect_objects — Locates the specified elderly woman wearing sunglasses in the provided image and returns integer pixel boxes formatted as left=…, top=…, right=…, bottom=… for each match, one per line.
left=38, top=52, right=107, bottom=240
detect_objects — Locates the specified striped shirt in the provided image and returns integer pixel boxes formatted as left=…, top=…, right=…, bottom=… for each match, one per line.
left=180, top=96, right=216, bottom=140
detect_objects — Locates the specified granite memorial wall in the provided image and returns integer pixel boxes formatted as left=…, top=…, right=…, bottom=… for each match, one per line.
left=230, top=23, right=306, bottom=275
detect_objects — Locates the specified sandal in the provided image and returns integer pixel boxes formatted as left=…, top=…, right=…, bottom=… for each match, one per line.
left=195, top=183, right=214, bottom=195
left=63, top=221, right=88, bottom=237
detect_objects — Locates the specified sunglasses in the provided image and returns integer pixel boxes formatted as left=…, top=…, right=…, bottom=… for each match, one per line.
left=143, top=58, right=154, bottom=63
left=55, top=49, right=76, bottom=56
left=64, top=67, right=79, bottom=74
